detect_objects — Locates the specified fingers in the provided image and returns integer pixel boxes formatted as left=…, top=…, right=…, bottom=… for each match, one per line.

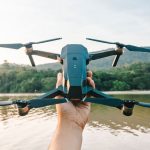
left=56, top=72, right=63, bottom=88
left=87, top=71, right=95, bottom=89
left=87, top=71, right=93, bottom=78
left=85, top=71, right=95, bottom=105
left=56, top=71, right=95, bottom=88
left=55, top=73, right=63, bottom=99
left=87, top=77, right=95, bottom=88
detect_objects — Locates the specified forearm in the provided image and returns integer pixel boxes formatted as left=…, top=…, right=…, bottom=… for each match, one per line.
left=49, top=119, right=83, bottom=150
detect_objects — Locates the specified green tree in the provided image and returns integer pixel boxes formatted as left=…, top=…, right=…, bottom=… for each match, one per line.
left=111, top=80, right=130, bottom=91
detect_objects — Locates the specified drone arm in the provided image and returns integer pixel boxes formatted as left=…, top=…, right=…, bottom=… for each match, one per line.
left=0, top=101, right=14, bottom=106
left=0, top=98, right=67, bottom=107
left=83, top=96, right=150, bottom=117
left=85, top=87, right=150, bottom=116
left=21, top=86, right=65, bottom=115
left=32, top=50, right=60, bottom=60
left=0, top=86, right=67, bottom=116
left=135, top=102, right=150, bottom=108
left=28, top=98, right=67, bottom=108
left=89, top=48, right=117, bottom=60
left=37, top=86, right=65, bottom=99
left=87, top=88, right=150, bottom=108
left=0, top=86, right=66, bottom=116
left=27, top=86, right=66, bottom=109
left=0, top=86, right=65, bottom=106
left=87, top=88, right=113, bottom=98
left=84, top=97, right=123, bottom=108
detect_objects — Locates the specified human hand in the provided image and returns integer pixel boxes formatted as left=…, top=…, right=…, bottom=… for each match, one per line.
left=49, top=71, right=95, bottom=150
left=55, top=71, right=95, bottom=129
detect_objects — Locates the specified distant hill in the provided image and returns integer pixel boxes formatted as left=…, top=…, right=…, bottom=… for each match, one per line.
left=37, top=62, right=61, bottom=71
left=37, top=50, right=150, bottom=71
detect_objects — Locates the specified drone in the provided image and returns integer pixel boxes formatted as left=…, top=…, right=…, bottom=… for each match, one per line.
left=0, top=37, right=150, bottom=116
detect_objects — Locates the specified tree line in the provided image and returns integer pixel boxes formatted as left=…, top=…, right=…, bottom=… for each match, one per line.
left=0, top=62, right=149, bottom=93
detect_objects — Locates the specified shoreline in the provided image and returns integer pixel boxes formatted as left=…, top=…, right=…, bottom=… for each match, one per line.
left=0, top=91, right=150, bottom=97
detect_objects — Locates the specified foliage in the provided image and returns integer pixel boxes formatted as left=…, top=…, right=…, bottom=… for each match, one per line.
left=0, top=64, right=57, bottom=93
left=92, top=62, right=150, bottom=91
left=0, top=62, right=149, bottom=93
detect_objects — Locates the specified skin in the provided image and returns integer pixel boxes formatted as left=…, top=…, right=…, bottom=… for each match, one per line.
left=49, top=71, right=95, bottom=150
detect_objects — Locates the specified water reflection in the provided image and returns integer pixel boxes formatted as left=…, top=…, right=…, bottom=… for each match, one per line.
left=88, top=95, right=150, bottom=135
left=0, top=95, right=150, bottom=150
left=0, top=105, right=56, bottom=122
left=1, top=95, right=150, bottom=134
left=89, top=105, right=150, bottom=136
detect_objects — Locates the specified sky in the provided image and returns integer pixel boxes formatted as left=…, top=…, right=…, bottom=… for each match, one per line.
left=0, top=0, right=150, bottom=65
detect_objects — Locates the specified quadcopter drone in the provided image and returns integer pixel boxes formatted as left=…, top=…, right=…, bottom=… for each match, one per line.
left=0, top=37, right=150, bottom=116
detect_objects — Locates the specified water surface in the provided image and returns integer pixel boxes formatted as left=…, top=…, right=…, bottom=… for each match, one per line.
left=0, top=94, right=150, bottom=150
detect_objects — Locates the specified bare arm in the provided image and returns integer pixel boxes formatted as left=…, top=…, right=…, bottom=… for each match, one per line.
left=49, top=71, right=95, bottom=150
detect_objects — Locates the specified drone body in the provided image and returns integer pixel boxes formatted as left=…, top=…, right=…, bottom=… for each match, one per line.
left=0, top=37, right=150, bottom=116
left=60, top=44, right=89, bottom=99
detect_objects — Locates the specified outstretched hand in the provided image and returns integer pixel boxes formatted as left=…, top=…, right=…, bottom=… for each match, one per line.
left=55, top=71, right=95, bottom=129
left=49, top=71, right=95, bottom=150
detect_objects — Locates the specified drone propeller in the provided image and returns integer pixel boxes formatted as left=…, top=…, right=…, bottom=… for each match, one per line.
left=135, top=101, right=150, bottom=108
left=0, top=38, right=62, bottom=66
left=86, top=38, right=150, bottom=67
left=0, top=101, right=14, bottom=106
left=0, top=43, right=24, bottom=49
left=86, top=38, right=150, bottom=52
left=0, top=38, right=62, bottom=49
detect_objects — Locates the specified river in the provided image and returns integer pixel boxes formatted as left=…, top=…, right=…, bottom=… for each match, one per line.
left=0, top=94, right=150, bottom=150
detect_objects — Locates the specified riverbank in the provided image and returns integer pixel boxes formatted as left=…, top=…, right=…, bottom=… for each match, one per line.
left=0, top=91, right=150, bottom=97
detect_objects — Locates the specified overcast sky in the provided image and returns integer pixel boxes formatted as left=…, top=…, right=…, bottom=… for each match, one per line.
left=0, top=0, right=150, bottom=65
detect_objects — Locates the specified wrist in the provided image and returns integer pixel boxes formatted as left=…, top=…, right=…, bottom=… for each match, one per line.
left=57, top=118, right=83, bottom=133
left=50, top=119, right=83, bottom=150
left=49, top=119, right=83, bottom=150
